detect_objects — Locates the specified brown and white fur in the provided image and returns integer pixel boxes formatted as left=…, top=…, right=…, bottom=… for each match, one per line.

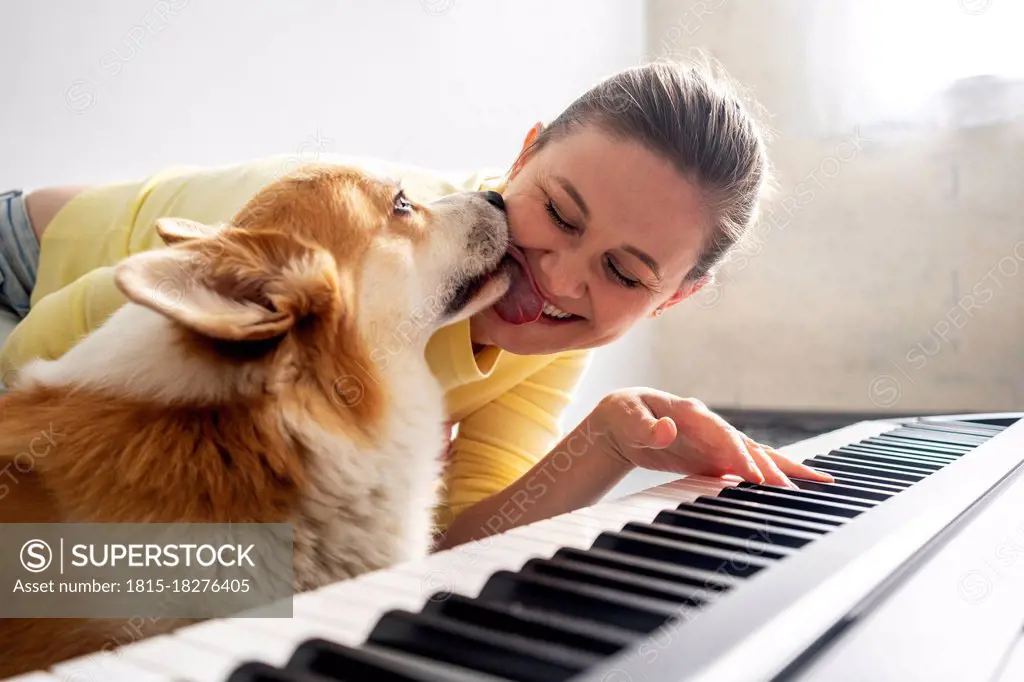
left=0, top=164, right=511, bottom=676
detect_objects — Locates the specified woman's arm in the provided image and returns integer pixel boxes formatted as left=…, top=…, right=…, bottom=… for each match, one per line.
left=435, top=388, right=835, bottom=550
left=0, top=266, right=127, bottom=384
left=24, top=187, right=90, bottom=242
left=435, top=411, right=631, bottom=549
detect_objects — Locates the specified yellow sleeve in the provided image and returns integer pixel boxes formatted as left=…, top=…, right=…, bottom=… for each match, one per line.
left=0, top=266, right=126, bottom=385
left=437, top=349, right=591, bottom=529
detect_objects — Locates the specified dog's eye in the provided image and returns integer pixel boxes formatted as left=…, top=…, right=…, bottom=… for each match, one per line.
left=393, top=190, right=413, bottom=214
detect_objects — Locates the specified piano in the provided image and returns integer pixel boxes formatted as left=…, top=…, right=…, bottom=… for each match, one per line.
left=7, top=411, right=1024, bottom=682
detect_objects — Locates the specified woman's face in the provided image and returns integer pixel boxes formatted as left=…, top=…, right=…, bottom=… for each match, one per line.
left=471, top=123, right=711, bottom=356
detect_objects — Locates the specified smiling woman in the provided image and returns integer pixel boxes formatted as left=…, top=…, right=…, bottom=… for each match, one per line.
left=471, top=61, right=770, bottom=359
left=476, top=126, right=714, bottom=355
left=0, top=59, right=833, bottom=555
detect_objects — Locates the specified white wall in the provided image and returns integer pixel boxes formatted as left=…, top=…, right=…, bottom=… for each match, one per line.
left=1, top=0, right=656, bottom=425
left=647, top=0, right=1024, bottom=416
left=1, top=0, right=644, bottom=187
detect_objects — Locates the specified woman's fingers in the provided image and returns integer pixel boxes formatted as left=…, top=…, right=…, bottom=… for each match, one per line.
left=714, top=419, right=764, bottom=483
left=742, top=435, right=794, bottom=488
left=601, top=390, right=836, bottom=487
left=764, top=445, right=836, bottom=483
left=675, top=398, right=764, bottom=482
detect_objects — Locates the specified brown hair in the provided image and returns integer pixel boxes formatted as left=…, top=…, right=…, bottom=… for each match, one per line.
left=519, top=58, right=772, bottom=285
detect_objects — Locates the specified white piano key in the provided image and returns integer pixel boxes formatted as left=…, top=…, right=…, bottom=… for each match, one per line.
left=656, top=476, right=735, bottom=498
left=284, top=555, right=530, bottom=646
left=295, top=584, right=426, bottom=622
left=509, top=517, right=609, bottom=547
left=172, top=618, right=300, bottom=667
left=295, top=519, right=587, bottom=630
left=557, top=502, right=659, bottom=529
left=235, top=612, right=368, bottom=646
left=114, top=634, right=242, bottom=682
left=50, top=649, right=178, bottom=682
left=470, top=527, right=568, bottom=555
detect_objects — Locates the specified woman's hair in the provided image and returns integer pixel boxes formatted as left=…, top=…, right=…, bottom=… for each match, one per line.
left=520, top=58, right=772, bottom=285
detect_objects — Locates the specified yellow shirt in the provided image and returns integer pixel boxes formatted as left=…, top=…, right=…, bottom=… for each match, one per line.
left=0, top=154, right=591, bottom=531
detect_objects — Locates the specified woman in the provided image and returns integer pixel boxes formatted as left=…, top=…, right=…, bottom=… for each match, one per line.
left=0, top=61, right=832, bottom=550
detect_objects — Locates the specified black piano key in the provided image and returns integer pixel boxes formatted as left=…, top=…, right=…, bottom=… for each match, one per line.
left=838, top=444, right=957, bottom=466
left=805, top=467, right=913, bottom=490
left=806, top=474, right=906, bottom=494
left=422, top=591, right=635, bottom=654
left=477, top=569, right=683, bottom=633
left=917, top=417, right=1006, bottom=431
left=552, top=546, right=739, bottom=592
left=693, top=495, right=847, bottom=526
left=801, top=458, right=924, bottom=484
left=652, top=508, right=819, bottom=548
left=736, top=482, right=879, bottom=508
left=902, top=421, right=1004, bottom=438
left=227, top=662, right=325, bottom=682
left=883, top=428, right=987, bottom=447
left=684, top=500, right=836, bottom=533
left=365, top=609, right=598, bottom=682
left=868, top=440, right=972, bottom=458
left=857, top=437, right=968, bottom=456
left=718, top=487, right=866, bottom=519
left=519, top=556, right=716, bottom=605
left=868, top=435, right=972, bottom=455
left=591, top=529, right=773, bottom=577
left=812, top=454, right=932, bottom=480
left=287, top=637, right=514, bottom=682
left=787, top=477, right=895, bottom=502
left=846, top=438, right=962, bottom=459
left=867, top=439, right=972, bottom=458
left=620, top=521, right=796, bottom=560
left=835, top=449, right=947, bottom=472
left=827, top=450, right=943, bottom=474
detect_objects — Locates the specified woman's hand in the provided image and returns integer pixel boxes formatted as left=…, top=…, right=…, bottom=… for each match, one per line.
left=592, top=388, right=834, bottom=488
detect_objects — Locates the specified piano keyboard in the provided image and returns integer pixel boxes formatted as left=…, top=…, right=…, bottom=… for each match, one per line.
left=7, top=412, right=1024, bottom=682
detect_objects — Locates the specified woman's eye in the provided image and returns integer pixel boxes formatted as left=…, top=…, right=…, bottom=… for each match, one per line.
left=545, top=200, right=578, bottom=234
left=394, top=191, right=413, bottom=213
left=605, top=256, right=641, bottom=288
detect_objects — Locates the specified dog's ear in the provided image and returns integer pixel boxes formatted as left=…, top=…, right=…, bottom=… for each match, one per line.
left=114, top=229, right=342, bottom=342
left=155, top=217, right=222, bottom=244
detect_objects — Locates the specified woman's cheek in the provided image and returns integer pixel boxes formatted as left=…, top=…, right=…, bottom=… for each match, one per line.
left=512, top=208, right=540, bottom=244
left=504, top=195, right=546, bottom=244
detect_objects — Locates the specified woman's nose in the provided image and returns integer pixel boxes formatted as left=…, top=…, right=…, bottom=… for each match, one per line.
left=540, top=252, right=586, bottom=299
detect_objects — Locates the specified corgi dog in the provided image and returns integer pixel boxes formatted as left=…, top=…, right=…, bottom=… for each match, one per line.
left=0, top=164, right=512, bottom=676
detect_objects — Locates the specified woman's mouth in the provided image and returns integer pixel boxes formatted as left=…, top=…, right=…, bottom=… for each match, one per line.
left=493, top=246, right=584, bottom=326
left=542, top=301, right=573, bottom=319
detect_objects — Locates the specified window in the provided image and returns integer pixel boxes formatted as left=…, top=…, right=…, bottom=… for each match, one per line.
left=816, top=0, right=1024, bottom=131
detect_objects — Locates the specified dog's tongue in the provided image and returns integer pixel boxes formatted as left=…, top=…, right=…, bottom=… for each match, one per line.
left=494, top=247, right=544, bottom=325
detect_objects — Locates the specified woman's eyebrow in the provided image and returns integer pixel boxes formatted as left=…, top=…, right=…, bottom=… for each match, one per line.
left=551, top=174, right=662, bottom=281
left=622, top=245, right=662, bottom=280
left=554, top=176, right=590, bottom=220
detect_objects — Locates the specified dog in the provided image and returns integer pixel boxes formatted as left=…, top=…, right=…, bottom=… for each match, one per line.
left=0, top=164, right=512, bottom=676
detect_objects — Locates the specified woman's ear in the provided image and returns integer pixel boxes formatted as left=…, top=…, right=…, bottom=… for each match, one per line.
left=509, top=122, right=545, bottom=180
left=522, top=121, right=543, bottom=149
left=652, top=275, right=712, bottom=317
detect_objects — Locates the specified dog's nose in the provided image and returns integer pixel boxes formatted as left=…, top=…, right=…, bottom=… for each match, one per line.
left=481, top=190, right=505, bottom=212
